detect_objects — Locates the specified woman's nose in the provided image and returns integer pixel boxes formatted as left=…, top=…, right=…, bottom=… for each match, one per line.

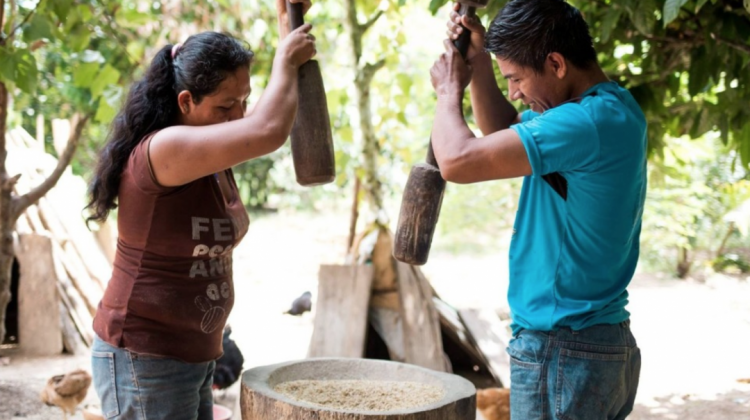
left=229, top=104, right=244, bottom=121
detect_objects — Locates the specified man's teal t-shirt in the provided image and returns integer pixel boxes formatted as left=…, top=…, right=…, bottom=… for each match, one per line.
left=508, top=81, right=647, bottom=335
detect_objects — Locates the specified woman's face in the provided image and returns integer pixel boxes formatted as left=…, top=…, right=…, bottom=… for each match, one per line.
left=178, top=66, right=251, bottom=126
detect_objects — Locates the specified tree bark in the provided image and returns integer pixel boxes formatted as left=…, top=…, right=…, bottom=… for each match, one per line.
left=0, top=81, right=14, bottom=345
left=347, top=176, right=361, bottom=252
left=343, top=0, right=386, bottom=221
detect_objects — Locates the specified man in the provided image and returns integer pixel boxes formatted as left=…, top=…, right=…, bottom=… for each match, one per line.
left=433, top=1, right=646, bottom=418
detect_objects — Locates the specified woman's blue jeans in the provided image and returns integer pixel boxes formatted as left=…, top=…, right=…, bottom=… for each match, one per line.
left=508, top=321, right=641, bottom=420
left=91, top=336, right=215, bottom=419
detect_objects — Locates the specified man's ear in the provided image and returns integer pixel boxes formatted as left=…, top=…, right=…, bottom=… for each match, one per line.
left=177, top=90, right=193, bottom=114
left=547, top=52, right=568, bottom=79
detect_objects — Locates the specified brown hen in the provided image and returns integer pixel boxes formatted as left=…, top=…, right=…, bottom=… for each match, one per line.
left=39, top=369, right=92, bottom=420
left=477, top=387, right=510, bottom=420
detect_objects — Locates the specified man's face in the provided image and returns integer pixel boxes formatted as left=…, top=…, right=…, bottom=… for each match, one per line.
left=496, top=56, right=566, bottom=113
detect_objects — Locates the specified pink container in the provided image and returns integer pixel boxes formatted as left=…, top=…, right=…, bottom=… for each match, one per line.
left=213, top=403, right=233, bottom=420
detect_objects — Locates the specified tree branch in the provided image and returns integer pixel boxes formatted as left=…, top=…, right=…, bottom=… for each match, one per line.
left=0, top=82, right=8, bottom=179
left=711, top=33, right=750, bottom=55
left=0, top=0, right=39, bottom=46
left=0, top=0, right=5, bottom=41
left=360, top=59, right=387, bottom=86
left=361, top=10, right=384, bottom=35
left=11, top=113, right=89, bottom=222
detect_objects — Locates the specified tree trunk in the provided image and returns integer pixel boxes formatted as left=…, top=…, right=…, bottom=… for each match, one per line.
left=0, top=81, right=89, bottom=344
left=347, top=176, right=361, bottom=252
left=0, top=81, right=14, bottom=345
left=343, top=0, right=386, bottom=222
left=677, top=246, right=691, bottom=279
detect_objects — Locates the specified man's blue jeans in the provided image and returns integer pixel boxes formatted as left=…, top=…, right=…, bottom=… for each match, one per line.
left=508, top=321, right=641, bottom=420
left=91, top=336, right=216, bottom=419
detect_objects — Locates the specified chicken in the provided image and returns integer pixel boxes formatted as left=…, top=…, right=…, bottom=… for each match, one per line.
left=284, top=291, right=312, bottom=316
left=213, top=325, right=244, bottom=391
left=40, top=369, right=92, bottom=420
left=476, top=387, right=510, bottom=420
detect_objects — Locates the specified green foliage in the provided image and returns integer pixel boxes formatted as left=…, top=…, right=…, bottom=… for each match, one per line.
left=427, top=0, right=750, bottom=167
left=641, top=134, right=750, bottom=274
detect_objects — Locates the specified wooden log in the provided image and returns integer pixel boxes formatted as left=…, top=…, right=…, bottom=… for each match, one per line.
left=396, top=263, right=445, bottom=372
left=60, top=302, right=86, bottom=355
left=14, top=233, right=63, bottom=355
left=458, top=309, right=512, bottom=388
left=433, top=298, right=488, bottom=368
left=307, top=265, right=374, bottom=358
left=51, top=242, right=94, bottom=346
left=241, top=358, right=476, bottom=420
left=369, top=307, right=405, bottom=362
left=23, top=205, right=47, bottom=234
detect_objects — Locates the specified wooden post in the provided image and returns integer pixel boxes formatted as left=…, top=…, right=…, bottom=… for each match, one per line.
left=396, top=262, right=446, bottom=372
left=14, top=233, right=63, bottom=355
left=307, top=265, right=374, bottom=358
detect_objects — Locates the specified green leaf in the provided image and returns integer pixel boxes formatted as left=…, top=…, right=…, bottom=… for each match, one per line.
left=90, top=65, right=120, bottom=99
left=429, top=0, right=446, bottom=15
left=740, top=124, right=750, bottom=168
left=695, top=0, right=711, bottom=13
left=0, top=48, right=15, bottom=83
left=14, top=49, right=38, bottom=93
left=77, top=4, right=93, bottom=22
left=74, top=62, right=100, bottom=88
left=52, top=0, right=73, bottom=21
left=23, top=14, right=56, bottom=42
left=633, top=0, right=657, bottom=35
left=94, top=96, right=117, bottom=123
left=745, top=0, right=750, bottom=14
left=663, top=0, right=689, bottom=26
left=115, top=8, right=152, bottom=29
left=338, top=126, right=353, bottom=143
left=68, top=26, right=92, bottom=52
left=601, top=8, right=623, bottom=42
left=720, top=115, right=730, bottom=145
left=396, top=74, right=412, bottom=96
left=688, top=47, right=710, bottom=96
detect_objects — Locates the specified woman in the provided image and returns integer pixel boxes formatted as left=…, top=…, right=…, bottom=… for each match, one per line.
left=85, top=1, right=315, bottom=418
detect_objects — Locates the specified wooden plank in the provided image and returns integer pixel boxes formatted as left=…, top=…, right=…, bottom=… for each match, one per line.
left=52, top=243, right=94, bottom=346
left=45, top=177, right=113, bottom=288
left=307, top=265, right=374, bottom=358
left=369, top=289, right=400, bottom=311
left=368, top=307, right=405, bottom=362
left=434, top=297, right=488, bottom=365
left=15, top=234, right=63, bottom=355
left=59, top=302, right=87, bottom=355
left=396, top=262, right=445, bottom=372
left=459, top=308, right=512, bottom=388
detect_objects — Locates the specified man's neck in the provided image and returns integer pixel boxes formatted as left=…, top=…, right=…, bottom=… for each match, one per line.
left=569, top=66, right=610, bottom=99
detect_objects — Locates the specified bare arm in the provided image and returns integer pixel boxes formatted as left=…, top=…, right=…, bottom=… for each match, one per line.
left=430, top=40, right=530, bottom=184
left=432, top=92, right=530, bottom=184
left=149, top=25, right=315, bottom=187
left=469, top=52, right=520, bottom=134
left=445, top=7, right=518, bottom=134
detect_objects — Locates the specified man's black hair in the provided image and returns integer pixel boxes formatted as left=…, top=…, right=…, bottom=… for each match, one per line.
left=485, top=0, right=597, bottom=73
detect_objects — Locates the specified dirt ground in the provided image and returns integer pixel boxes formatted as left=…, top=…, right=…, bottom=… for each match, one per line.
left=1, top=210, right=749, bottom=419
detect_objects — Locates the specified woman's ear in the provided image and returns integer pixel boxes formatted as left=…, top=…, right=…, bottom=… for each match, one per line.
left=547, top=52, right=568, bottom=79
left=177, top=90, right=193, bottom=114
